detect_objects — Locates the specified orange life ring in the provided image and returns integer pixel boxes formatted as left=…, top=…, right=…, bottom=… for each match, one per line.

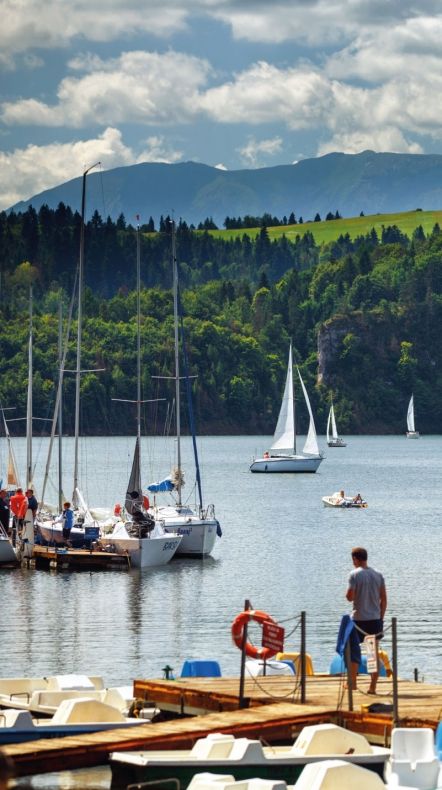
left=143, top=495, right=150, bottom=510
left=231, top=609, right=278, bottom=660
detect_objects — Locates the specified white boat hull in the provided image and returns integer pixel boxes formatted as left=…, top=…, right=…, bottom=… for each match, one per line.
left=152, top=506, right=218, bottom=556
left=250, top=455, right=323, bottom=473
left=327, top=439, right=347, bottom=447
left=98, top=522, right=182, bottom=568
left=406, top=431, right=420, bottom=439
left=322, top=496, right=367, bottom=508
left=0, top=535, right=17, bottom=565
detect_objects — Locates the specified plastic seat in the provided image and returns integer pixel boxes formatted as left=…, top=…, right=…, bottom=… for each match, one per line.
left=329, top=653, right=387, bottom=676
left=385, top=727, right=439, bottom=790
left=180, top=660, right=222, bottom=678
left=436, top=720, right=442, bottom=760
left=276, top=652, right=314, bottom=676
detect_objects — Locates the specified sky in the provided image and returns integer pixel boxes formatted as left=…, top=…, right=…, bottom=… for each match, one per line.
left=1, top=0, right=442, bottom=212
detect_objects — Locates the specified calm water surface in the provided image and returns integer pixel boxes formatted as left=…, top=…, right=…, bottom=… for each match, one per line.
left=2, top=434, right=442, bottom=788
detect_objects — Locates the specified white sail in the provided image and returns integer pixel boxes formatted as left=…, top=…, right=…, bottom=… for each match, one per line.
left=270, top=345, right=295, bottom=452
left=326, top=408, right=331, bottom=444
left=407, top=396, right=415, bottom=433
left=330, top=403, right=338, bottom=440
left=297, top=368, right=320, bottom=456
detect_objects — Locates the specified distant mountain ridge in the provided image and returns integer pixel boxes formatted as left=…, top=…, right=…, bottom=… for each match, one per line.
left=10, top=150, right=442, bottom=227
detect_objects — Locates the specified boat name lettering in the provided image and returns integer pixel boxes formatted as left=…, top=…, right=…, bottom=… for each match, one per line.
left=177, top=528, right=191, bottom=535
left=163, top=541, right=180, bottom=551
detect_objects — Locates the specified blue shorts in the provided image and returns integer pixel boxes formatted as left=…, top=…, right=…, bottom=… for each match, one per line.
left=353, top=619, right=384, bottom=642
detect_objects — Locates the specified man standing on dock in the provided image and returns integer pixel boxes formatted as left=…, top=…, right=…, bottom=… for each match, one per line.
left=346, top=546, right=387, bottom=694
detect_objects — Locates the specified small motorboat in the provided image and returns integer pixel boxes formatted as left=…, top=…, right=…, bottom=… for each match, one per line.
left=322, top=493, right=367, bottom=508
left=0, top=698, right=153, bottom=745
left=109, top=724, right=390, bottom=789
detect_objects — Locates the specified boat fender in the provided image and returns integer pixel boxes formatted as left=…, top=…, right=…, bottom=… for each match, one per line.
left=143, top=495, right=150, bottom=510
left=231, top=609, right=278, bottom=660
left=114, top=503, right=122, bottom=516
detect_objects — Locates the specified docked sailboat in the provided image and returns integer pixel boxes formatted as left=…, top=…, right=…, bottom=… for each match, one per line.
left=37, top=164, right=105, bottom=547
left=250, top=344, right=323, bottom=473
left=406, top=395, right=420, bottom=438
left=98, top=221, right=182, bottom=568
left=147, top=221, right=221, bottom=557
left=326, top=402, right=346, bottom=447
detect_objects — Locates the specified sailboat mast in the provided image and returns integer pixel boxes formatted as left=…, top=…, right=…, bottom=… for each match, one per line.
left=58, top=301, right=63, bottom=513
left=136, top=220, right=141, bottom=447
left=290, top=343, right=296, bottom=455
left=73, top=162, right=99, bottom=503
left=172, top=220, right=182, bottom=506
left=26, top=285, right=33, bottom=489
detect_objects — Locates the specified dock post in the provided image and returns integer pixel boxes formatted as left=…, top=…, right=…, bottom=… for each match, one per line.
left=392, top=616, right=399, bottom=727
left=345, top=640, right=353, bottom=711
left=239, top=599, right=251, bottom=708
left=300, top=610, right=306, bottom=703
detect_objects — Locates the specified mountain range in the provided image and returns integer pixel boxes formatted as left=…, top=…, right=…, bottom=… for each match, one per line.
left=10, top=150, right=442, bottom=227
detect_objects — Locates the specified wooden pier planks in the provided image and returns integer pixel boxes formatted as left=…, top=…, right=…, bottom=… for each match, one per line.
left=31, top=545, right=130, bottom=570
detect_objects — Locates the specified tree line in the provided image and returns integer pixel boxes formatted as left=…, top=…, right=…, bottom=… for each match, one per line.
left=1, top=202, right=442, bottom=437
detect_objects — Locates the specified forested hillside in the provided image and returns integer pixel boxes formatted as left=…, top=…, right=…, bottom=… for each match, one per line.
left=1, top=205, right=442, bottom=436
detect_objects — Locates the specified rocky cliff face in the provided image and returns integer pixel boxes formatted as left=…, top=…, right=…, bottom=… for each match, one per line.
left=317, top=316, right=353, bottom=385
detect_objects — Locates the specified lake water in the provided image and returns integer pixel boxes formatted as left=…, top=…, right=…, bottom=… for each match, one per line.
left=2, top=434, right=442, bottom=788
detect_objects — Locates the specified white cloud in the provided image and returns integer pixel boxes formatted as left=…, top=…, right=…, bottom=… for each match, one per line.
left=0, top=0, right=188, bottom=60
left=237, top=136, right=283, bottom=167
left=0, top=128, right=183, bottom=210
left=318, top=128, right=423, bottom=156
left=1, top=50, right=212, bottom=127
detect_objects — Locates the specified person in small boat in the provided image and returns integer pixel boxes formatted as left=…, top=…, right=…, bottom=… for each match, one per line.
left=263, top=451, right=269, bottom=459
left=353, top=493, right=363, bottom=504
left=346, top=547, right=387, bottom=694
left=333, top=489, right=345, bottom=503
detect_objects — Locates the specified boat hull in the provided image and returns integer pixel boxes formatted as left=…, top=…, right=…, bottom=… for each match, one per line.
left=0, top=535, right=18, bottom=566
left=99, top=532, right=182, bottom=568
left=152, top=506, right=218, bottom=556
left=250, top=455, right=323, bottom=473
left=109, top=753, right=388, bottom=790
left=406, top=431, right=420, bottom=438
left=322, top=496, right=367, bottom=508
left=327, top=439, right=347, bottom=447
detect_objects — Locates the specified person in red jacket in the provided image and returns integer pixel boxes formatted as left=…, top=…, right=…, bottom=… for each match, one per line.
left=9, top=487, right=28, bottom=544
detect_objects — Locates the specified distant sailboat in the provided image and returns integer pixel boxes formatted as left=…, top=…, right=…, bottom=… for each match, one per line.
left=326, top=402, right=346, bottom=447
left=250, top=344, right=323, bottom=473
left=406, top=395, right=420, bottom=438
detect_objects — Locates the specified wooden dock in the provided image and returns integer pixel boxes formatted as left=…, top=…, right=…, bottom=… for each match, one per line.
left=30, top=545, right=130, bottom=570
left=3, top=674, right=442, bottom=778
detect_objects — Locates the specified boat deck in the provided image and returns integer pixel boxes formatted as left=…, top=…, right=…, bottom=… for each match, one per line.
left=3, top=674, right=442, bottom=777
left=30, top=545, right=130, bottom=570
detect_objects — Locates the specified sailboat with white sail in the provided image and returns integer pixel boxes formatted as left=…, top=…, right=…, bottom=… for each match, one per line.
left=250, top=344, right=323, bottom=472
left=147, top=221, right=221, bottom=556
left=98, top=221, right=182, bottom=568
left=406, top=394, right=420, bottom=438
left=326, top=401, right=346, bottom=447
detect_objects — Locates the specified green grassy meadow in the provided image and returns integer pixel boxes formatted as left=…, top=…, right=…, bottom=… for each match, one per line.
left=209, top=210, right=442, bottom=244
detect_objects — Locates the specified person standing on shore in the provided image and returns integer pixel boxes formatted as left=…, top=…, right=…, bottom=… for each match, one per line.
left=346, top=546, right=387, bottom=694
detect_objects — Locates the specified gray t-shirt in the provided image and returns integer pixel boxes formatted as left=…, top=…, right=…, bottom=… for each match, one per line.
left=348, top=566, right=385, bottom=620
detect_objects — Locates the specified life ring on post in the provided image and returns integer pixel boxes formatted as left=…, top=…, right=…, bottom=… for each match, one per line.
left=231, top=609, right=278, bottom=660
